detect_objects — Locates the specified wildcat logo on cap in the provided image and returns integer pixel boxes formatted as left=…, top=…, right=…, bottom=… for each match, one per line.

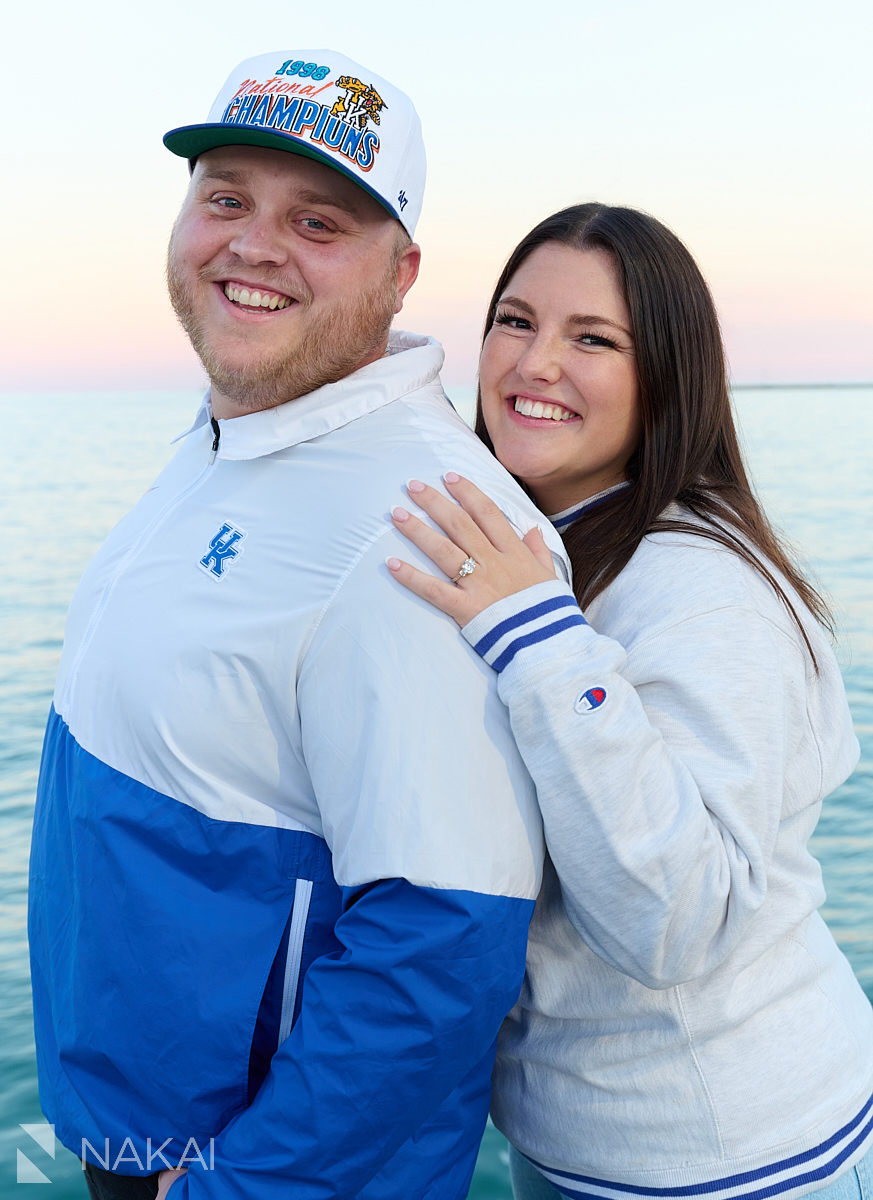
left=575, top=687, right=607, bottom=713
left=333, top=76, right=387, bottom=129
left=163, top=49, right=426, bottom=237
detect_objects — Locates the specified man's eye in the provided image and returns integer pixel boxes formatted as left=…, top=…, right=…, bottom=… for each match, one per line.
left=215, top=197, right=243, bottom=209
left=301, top=218, right=328, bottom=231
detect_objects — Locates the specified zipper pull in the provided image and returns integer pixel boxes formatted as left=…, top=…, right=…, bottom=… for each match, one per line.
left=208, top=416, right=221, bottom=464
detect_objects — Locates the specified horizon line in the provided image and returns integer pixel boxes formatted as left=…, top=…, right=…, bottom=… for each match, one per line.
left=1, top=380, right=872, bottom=400
left=730, top=381, right=873, bottom=390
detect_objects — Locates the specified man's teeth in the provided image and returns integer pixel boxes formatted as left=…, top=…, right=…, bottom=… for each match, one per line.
left=223, top=283, right=292, bottom=310
left=514, top=397, right=576, bottom=421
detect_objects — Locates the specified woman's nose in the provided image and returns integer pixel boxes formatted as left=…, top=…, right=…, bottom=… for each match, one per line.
left=516, top=335, right=562, bottom=385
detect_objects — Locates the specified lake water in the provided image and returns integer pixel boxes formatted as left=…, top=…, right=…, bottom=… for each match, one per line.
left=1, top=385, right=871, bottom=1196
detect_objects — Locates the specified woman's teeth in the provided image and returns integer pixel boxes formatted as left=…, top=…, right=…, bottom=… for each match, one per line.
left=514, top=397, right=576, bottom=421
left=223, top=284, right=292, bottom=310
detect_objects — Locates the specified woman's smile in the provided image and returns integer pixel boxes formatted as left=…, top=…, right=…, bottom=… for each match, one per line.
left=509, top=393, right=580, bottom=422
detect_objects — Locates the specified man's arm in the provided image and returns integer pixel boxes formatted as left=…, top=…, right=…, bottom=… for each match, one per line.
left=175, top=882, right=531, bottom=1198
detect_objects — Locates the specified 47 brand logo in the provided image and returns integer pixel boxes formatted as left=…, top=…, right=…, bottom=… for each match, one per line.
left=17, top=1123, right=56, bottom=1183
left=200, top=523, right=247, bottom=579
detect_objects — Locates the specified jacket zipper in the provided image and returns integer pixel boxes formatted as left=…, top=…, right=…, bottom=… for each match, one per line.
left=208, top=417, right=221, bottom=464
left=278, top=878, right=314, bottom=1045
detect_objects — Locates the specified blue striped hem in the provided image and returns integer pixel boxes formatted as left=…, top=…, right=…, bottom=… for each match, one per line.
left=492, top=614, right=588, bottom=672
left=473, top=595, right=581, bottom=658
left=526, top=1088, right=873, bottom=1200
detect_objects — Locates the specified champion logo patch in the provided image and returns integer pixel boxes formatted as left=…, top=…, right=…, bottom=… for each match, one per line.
left=575, top=687, right=607, bottom=713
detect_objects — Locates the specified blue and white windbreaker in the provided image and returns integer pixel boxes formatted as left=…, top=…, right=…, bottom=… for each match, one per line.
left=28, top=333, right=565, bottom=1200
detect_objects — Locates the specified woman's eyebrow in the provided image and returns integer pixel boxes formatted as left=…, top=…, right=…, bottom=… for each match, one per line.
left=498, top=295, right=534, bottom=315
left=568, top=313, right=633, bottom=337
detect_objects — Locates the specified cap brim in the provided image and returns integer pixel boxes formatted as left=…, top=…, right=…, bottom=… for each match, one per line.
left=163, top=123, right=401, bottom=223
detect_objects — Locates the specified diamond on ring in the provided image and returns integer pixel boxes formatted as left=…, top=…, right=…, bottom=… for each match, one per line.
left=452, top=557, right=477, bottom=584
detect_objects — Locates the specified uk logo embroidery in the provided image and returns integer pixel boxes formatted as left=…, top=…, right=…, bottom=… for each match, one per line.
left=200, top=523, right=246, bottom=579
left=575, top=687, right=607, bottom=713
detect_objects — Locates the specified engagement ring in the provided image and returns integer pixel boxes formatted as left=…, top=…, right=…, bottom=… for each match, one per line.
left=452, top=557, right=477, bottom=583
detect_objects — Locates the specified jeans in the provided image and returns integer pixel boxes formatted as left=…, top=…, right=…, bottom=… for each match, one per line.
left=83, top=1161, right=160, bottom=1200
left=509, top=1144, right=873, bottom=1200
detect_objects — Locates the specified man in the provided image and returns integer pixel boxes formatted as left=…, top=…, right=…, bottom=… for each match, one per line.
left=28, top=50, right=567, bottom=1200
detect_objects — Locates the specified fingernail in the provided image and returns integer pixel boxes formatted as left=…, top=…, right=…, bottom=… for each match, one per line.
left=386, top=557, right=402, bottom=571
left=392, top=506, right=410, bottom=521
left=444, top=472, right=461, bottom=484
left=406, top=479, right=425, bottom=494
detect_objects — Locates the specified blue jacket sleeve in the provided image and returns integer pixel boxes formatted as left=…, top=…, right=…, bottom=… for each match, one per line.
left=176, top=878, right=534, bottom=1199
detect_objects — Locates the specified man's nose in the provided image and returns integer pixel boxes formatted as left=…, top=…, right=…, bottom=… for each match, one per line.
left=227, top=215, right=289, bottom=266
left=516, top=334, right=562, bottom=385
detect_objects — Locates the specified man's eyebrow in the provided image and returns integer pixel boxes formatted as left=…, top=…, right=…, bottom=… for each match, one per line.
left=197, top=167, right=248, bottom=187
left=294, top=188, right=362, bottom=218
left=196, top=172, right=363, bottom=219
left=498, top=295, right=632, bottom=337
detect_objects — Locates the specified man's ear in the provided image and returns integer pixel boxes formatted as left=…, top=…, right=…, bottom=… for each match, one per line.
left=394, top=243, right=422, bottom=314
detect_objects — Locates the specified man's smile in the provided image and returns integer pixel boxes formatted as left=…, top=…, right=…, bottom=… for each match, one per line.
left=221, top=280, right=296, bottom=312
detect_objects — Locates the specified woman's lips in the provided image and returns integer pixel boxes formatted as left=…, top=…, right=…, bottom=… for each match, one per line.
left=510, top=395, right=579, bottom=422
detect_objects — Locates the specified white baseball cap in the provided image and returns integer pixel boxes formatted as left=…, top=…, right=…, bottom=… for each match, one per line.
left=163, top=49, right=426, bottom=237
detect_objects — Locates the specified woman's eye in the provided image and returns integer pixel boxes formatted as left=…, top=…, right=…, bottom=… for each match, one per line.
left=494, top=313, right=532, bottom=331
left=578, top=333, right=618, bottom=349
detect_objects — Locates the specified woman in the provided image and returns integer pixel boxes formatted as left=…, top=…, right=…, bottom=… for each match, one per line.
left=385, top=204, right=873, bottom=1200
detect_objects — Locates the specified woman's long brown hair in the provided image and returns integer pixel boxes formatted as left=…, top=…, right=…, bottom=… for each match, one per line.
left=474, top=203, right=832, bottom=661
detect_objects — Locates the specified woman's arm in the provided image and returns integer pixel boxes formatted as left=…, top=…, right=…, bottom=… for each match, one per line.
left=388, top=476, right=858, bottom=989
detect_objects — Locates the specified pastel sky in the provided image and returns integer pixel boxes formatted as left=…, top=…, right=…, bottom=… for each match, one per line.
left=3, top=0, right=871, bottom=390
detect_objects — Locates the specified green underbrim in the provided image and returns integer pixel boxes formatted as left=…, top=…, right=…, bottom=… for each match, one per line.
left=162, top=123, right=400, bottom=223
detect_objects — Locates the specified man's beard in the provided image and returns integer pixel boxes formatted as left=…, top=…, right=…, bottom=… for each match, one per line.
left=166, top=256, right=398, bottom=412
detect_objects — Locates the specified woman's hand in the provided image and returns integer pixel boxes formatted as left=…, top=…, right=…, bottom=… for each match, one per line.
left=387, top=473, right=556, bottom=626
left=156, top=1168, right=187, bottom=1198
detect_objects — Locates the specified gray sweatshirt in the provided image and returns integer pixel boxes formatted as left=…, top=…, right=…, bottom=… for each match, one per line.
left=461, top=512, right=873, bottom=1200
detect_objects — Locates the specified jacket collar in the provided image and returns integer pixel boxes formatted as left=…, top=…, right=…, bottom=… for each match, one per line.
left=549, top=480, right=633, bottom=530
left=175, top=331, right=445, bottom=461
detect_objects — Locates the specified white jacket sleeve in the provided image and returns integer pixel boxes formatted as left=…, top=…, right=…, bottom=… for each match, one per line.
left=460, top=573, right=859, bottom=989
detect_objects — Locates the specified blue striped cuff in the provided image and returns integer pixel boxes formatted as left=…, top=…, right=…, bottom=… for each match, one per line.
left=461, top=582, right=587, bottom=673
